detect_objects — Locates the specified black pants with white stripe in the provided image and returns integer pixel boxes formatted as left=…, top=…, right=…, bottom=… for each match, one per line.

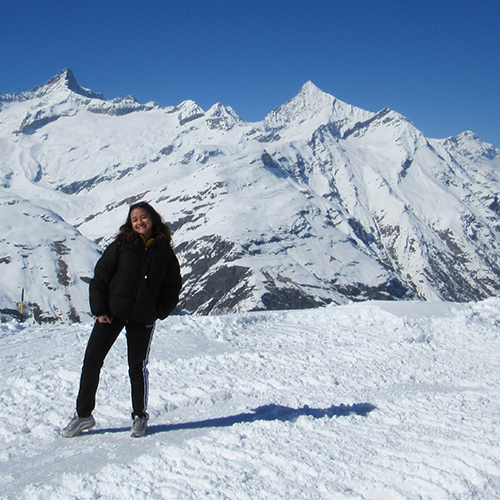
left=76, top=319, right=154, bottom=420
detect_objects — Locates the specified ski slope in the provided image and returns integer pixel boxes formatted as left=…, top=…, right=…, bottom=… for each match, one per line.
left=0, top=299, right=499, bottom=499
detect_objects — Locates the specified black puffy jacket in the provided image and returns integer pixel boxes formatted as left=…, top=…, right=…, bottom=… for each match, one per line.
left=89, top=240, right=182, bottom=324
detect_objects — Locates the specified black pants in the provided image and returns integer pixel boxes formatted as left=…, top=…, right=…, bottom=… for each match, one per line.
left=76, top=319, right=154, bottom=419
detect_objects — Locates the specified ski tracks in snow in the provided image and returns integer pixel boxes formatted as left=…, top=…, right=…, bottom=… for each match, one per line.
left=0, top=300, right=500, bottom=498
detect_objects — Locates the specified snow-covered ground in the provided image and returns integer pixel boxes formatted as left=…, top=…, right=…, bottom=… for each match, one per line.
left=1, top=299, right=499, bottom=499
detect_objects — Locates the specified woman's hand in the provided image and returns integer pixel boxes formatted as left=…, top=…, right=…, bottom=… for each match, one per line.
left=98, top=315, right=113, bottom=324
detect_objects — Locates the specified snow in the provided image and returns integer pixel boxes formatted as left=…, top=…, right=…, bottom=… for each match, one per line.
left=2, top=71, right=500, bottom=317
left=1, top=298, right=499, bottom=499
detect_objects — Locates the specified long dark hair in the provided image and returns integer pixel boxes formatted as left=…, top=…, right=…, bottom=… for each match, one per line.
left=115, top=202, right=172, bottom=251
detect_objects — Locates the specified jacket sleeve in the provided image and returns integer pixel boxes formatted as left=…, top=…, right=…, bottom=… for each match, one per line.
left=156, top=249, right=182, bottom=320
left=89, top=242, right=119, bottom=317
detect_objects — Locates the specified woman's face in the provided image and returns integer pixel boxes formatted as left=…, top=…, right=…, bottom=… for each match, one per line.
left=130, top=207, right=153, bottom=240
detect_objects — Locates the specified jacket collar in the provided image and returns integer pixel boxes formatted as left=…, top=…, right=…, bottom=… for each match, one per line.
left=140, top=235, right=156, bottom=248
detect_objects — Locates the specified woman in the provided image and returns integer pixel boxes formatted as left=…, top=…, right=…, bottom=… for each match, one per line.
left=62, top=202, right=182, bottom=438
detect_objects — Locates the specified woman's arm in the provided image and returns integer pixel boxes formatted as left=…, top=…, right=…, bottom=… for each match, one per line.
left=156, top=250, right=182, bottom=320
left=89, top=242, right=120, bottom=318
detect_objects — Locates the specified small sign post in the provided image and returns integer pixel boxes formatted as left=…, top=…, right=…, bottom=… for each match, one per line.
left=20, top=287, right=24, bottom=323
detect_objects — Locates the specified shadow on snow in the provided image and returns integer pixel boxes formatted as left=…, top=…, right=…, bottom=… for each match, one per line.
left=90, top=403, right=376, bottom=436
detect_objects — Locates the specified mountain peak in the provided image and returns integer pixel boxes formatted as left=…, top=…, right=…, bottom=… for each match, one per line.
left=55, top=68, right=85, bottom=93
left=438, top=130, right=500, bottom=162
left=205, top=103, right=242, bottom=130
left=288, top=81, right=336, bottom=112
left=264, top=82, right=373, bottom=131
left=299, top=80, right=327, bottom=96
left=32, top=69, right=105, bottom=100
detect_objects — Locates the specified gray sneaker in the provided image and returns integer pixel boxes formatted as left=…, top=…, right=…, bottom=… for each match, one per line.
left=61, top=414, right=96, bottom=438
left=130, top=415, right=148, bottom=438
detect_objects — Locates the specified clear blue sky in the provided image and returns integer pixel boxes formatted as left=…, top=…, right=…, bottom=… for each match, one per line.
left=1, top=0, right=499, bottom=146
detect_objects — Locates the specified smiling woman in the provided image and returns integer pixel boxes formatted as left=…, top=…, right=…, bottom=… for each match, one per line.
left=130, top=206, right=153, bottom=241
left=61, top=201, right=182, bottom=439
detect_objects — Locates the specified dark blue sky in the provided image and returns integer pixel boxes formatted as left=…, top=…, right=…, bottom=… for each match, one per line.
left=1, top=0, right=499, bottom=146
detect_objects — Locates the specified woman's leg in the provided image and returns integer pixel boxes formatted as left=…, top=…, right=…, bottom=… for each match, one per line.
left=76, top=319, right=125, bottom=417
left=125, top=322, right=155, bottom=419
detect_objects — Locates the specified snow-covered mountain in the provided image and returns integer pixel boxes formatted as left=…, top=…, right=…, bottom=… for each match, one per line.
left=1, top=69, right=499, bottom=321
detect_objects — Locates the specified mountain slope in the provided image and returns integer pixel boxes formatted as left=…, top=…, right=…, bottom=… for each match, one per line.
left=0, top=193, right=100, bottom=322
left=0, top=69, right=499, bottom=321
